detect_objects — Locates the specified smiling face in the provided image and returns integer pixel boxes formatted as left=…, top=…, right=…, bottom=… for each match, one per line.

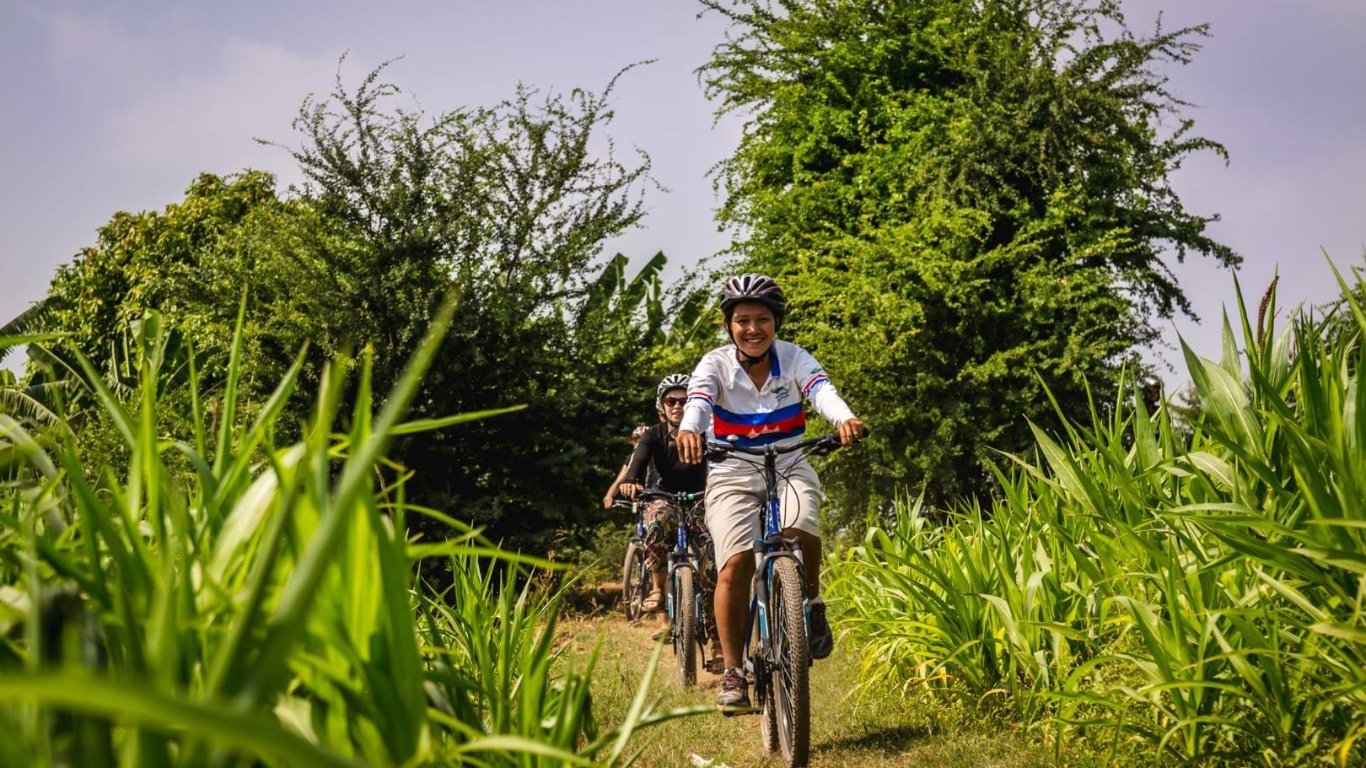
left=660, top=388, right=687, bottom=425
left=727, top=300, right=777, bottom=359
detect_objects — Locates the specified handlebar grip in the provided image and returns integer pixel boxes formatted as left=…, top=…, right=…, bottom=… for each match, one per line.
left=816, top=429, right=872, bottom=455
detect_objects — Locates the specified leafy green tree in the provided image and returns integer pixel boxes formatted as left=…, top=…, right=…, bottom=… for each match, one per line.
left=16, top=62, right=709, bottom=555
left=2, top=174, right=277, bottom=451
left=698, top=0, right=1239, bottom=518
left=230, top=63, right=672, bottom=551
left=41, top=172, right=281, bottom=374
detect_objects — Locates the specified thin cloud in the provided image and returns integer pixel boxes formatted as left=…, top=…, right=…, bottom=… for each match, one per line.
left=28, top=3, right=154, bottom=98
left=104, top=39, right=355, bottom=180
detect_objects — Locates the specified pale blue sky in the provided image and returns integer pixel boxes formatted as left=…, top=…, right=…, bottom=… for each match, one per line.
left=3, top=0, right=1364, bottom=385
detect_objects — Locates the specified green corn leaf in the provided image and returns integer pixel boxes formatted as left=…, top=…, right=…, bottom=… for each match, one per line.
left=0, top=673, right=366, bottom=768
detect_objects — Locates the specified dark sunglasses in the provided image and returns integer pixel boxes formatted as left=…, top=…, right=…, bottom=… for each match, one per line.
left=662, top=395, right=688, bottom=407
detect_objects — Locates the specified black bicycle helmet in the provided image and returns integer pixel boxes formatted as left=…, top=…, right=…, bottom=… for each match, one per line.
left=655, top=373, right=690, bottom=413
left=720, top=273, right=786, bottom=328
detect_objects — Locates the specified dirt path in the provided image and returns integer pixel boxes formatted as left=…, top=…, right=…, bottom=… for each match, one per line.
left=560, top=606, right=1058, bottom=768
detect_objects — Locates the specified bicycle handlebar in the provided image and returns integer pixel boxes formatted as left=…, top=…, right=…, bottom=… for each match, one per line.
left=634, top=488, right=705, bottom=504
left=704, top=432, right=853, bottom=461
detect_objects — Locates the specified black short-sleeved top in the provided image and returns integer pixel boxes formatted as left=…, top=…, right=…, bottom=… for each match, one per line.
left=626, top=448, right=661, bottom=489
left=625, top=423, right=706, bottom=493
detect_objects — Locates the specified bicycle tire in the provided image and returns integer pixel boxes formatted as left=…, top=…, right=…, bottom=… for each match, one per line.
left=674, top=566, right=698, bottom=687
left=690, top=541, right=714, bottom=670
left=767, top=557, right=810, bottom=767
left=622, top=544, right=647, bottom=621
left=758, top=623, right=780, bottom=754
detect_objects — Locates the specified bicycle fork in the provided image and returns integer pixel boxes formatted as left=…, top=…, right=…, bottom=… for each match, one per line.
left=759, top=483, right=814, bottom=652
left=667, top=524, right=708, bottom=638
left=748, top=497, right=813, bottom=649
left=744, top=537, right=812, bottom=705
left=666, top=511, right=689, bottom=624
left=666, top=556, right=694, bottom=623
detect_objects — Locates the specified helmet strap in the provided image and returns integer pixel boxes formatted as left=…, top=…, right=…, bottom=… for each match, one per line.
left=736, top=347, right=769, bottom=371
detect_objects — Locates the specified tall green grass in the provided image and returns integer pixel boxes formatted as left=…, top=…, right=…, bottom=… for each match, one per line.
left=0, top=298, right=674, bottom=767
left=831, top=272, right=1366, bottom=767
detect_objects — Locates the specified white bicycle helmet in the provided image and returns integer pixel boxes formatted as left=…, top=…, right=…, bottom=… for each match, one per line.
left=720, top=273, right=787, bottom=328
left=655, top=373, right=690, bottom=413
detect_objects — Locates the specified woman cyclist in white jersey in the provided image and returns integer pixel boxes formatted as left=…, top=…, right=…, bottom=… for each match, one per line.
left=676, top=274, right=865, bottom=709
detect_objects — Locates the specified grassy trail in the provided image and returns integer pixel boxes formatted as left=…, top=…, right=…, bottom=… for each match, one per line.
left=561, top=602, right=1058, bottom=768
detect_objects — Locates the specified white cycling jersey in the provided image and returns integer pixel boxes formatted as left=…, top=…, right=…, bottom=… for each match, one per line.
left=680, top=340, right=855, bottom=476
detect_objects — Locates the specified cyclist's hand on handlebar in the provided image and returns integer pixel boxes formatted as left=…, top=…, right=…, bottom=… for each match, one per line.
left=677, top=429, right=704, bottom=464
left=837, top=417, right=866, bottom=447
left=619, top=483, right=641, bottom=500
left=601, top=494, right=614, bottom=509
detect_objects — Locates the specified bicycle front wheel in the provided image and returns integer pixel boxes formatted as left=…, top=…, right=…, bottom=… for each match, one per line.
left=766, top=556, right=810, bottom=767
left=673, top=566, right=698, bottom=687
left=622, top=544, right=647, bottom=621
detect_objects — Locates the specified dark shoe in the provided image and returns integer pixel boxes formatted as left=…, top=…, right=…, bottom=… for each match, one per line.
left=808, top=601, right=833, bottom=660
left=716, top=667, right=750, bottom=712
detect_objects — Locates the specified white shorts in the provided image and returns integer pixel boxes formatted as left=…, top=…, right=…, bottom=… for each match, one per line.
left=704, top=460, right=824, bottom=568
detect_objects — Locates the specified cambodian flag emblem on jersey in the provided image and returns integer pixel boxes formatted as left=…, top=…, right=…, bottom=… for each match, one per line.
left=712, top=402, right=806, bottom=446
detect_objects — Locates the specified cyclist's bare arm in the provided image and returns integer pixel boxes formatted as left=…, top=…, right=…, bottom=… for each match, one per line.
left=603, top=462, right=631, bottom=508
left=618, top=429, right=658, bottom=497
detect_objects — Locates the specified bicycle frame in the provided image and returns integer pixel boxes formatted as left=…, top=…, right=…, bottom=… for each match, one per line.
left=637, top=490, right=708, bottom=641
left=747, top=450, right=809, bottom=671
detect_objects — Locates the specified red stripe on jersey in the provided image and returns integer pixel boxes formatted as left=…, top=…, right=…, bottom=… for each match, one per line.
left=713, top=409, right=807, bottom=439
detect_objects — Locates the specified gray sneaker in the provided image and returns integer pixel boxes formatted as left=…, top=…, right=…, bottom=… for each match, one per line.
left=809, top=601, right=833, bottom=660
left=716, top=667, right=750, bottom=712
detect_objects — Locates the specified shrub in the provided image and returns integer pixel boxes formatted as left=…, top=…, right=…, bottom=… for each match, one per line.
left=832, top=271, right=1366, bottom=766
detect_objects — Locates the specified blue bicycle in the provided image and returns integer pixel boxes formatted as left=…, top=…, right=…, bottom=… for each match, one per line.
left=636, top=488, right=713, bottom=686
left=706, top=433, right=851, bottom=768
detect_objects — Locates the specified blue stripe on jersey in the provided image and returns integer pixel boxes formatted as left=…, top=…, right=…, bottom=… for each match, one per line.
left=712, top=401, right=803, bottom=426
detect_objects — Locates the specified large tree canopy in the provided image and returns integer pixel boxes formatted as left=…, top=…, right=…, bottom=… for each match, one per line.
left=698, top=0, right=1240, bottom=516
left=13, top=64, right=715, bottom=555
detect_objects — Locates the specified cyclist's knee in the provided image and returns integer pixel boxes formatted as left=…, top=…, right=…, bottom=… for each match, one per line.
left=718, top=550, right=754, bottom=584
left=782, top=527, right=821, bottom=552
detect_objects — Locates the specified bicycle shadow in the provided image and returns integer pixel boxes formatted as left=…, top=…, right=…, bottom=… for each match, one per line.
left=816, top=723, right=932, bottom=756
